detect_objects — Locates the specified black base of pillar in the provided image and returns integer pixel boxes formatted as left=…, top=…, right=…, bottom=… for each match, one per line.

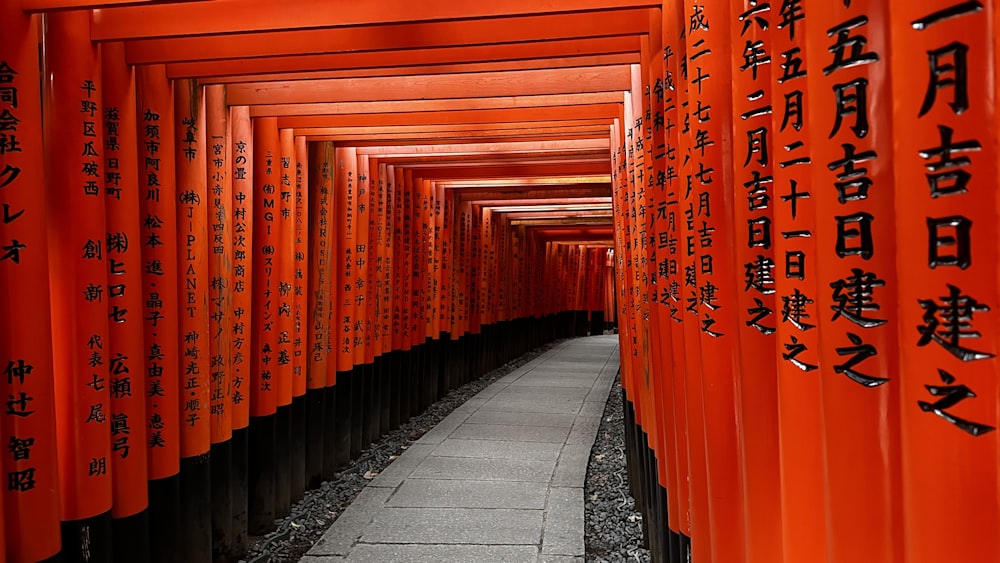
left=179, top=454, right=212, bottom=562
left=387, top=351, right=400, bottom=431
left=230, top=427, right=249, bottom=559
left=291, top=394, right=307, bottom=503
left=210, top=440, right=234, bottom=563
left=148, top=474, right=181, bottom=563
left=399, top=349, right=412, bottom=424
left=305, top=387, right=325, bottom=489
left=332, top=376, right=351, bottom=469
left=349, top=369, right=364, bottom=458
left=60, top=510, right=113, bottom=563
left=112, top=509, right=150, bottom=563
left=247, top=415, right=276, bottom=535
left=275, top=404, right=292, bottom=517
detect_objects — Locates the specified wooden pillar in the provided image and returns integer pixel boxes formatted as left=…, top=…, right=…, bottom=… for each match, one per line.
left=683, top=1, right=748, bottom=560
left=135, top=62, right=181, bottom=563
left=205, top=84, right=234, bottom=562
left=769, top=4, right=826, bottom=562
left=43, top=11, right=114, bottom=561
left=890, top=2, right=999, bottom=561
left=729, top=2, right=783, bottom=561
left=0, top=4, right=62, bottom=561
left=306, top=141, right=333, bottom=488
left=273, top=128, right=294, bottom=517
left=655, top=3, right=687, bottom=558
left=291, top=135, right=308, bottom=502
left=805, top=3, right=903, bottom=561
left=248, top=116, right=280, bottom=534
left=227, top=104, right=253, bottom=558
left=174, top=77, right=212, bottom=563
left=101, top=40, right=151, bottom=563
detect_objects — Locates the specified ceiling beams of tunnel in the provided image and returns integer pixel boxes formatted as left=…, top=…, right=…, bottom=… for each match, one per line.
left=38, top=0, right=660, bottom=247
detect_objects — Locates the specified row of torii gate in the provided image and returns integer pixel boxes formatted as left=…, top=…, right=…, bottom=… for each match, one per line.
left=1, top=1, right=998, bottom=563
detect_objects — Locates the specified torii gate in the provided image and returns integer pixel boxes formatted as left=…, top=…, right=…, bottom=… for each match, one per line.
left=2, top=1, right=999, bottom=563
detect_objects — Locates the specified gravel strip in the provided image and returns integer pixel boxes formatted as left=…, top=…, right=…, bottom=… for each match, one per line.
left=584, top=373, right=651, bottom=563
left=242, top=340, right=561, bottom=563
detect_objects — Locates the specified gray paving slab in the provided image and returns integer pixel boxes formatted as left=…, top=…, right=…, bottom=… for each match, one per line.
left=541, top=487, right=585, bottom=556
left=538, top=555, right=585, bottom=563
left=449, top=423, right=571, bottom=443
left=579, top=400, right=610, bottom=417
left=301, top=335, right=621, bottom=563
left=566, top=416, right=602, bottom=445
left=360, top=507, right=543, bottom=544
left=306, top=487, right=394, bottom=556
left=511, top=377, right=599, bottom=388
left=386, top=479, right=549, bottom=509
left=497, top=385, right=592, bottom=398
left=345, top=544, right=539, bottom=563
left=550, top=444, right=591, bottom=488
left=409, top=455, right=556, bottom=482
left=465, top=410, right=577, bottom=428
left=479, top=397, right=584, bottom=415
left=367, top=443, right=438, bottom=489
left=432, top=438, right=563, bottom=461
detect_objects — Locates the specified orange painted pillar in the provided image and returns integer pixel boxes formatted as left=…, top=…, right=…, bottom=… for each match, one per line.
left=354, top=155, right=374, bottom=447
left=683, top=1, right=748, bottom=560
left=228, top=104, right=253, bottom=557
left=654, top=3, right=686, bottom=556
left=249, top=116, right=280, bottom=533
left=890, top=3, right=999, bottom=562
left=204, top=83, right=235, bottom=561
left=382, top=166, right=397, bottom=420
left=306, top=141, right=333, bottom=486
left=805, top=3, right=903, bottom=562
left=0, top=5, right=61, bottom=562
left=43, top=11, right=114, bottom=559
left=100, top=40, right=150, bottom=559
left=173, top=78, right=212, bottom=561
left=417, top=177, right=433, bottom=407
left=324, top=143, right=349, bottom=475
left=769, top=5, right=826, bottom=562
left=672, top=22, right=708, bottom=563
left=661, top=4, right=696, bottom=554
left=729, top=2, right=782, bottom=561
left=290, top=134, right=308, bottom=502
left=334, top=147, right=360, bottom=457
left=136, top=62, right=182, bottom=563
left=393, top=167, right=412, bottom=420
left=372, top=163, right=390, bottom=428
left=274, top=128, right=295, bottom=517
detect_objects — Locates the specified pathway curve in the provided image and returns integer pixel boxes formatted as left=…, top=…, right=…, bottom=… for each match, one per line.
left=300, top=335, right=621, bottom=563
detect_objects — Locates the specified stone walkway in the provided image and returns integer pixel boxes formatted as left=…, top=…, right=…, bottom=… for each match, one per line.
left=300, top=335, right=621, bottom=563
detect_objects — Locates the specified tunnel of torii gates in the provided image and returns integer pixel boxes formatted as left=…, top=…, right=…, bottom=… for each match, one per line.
left=0, top=0, right=999, bottom=562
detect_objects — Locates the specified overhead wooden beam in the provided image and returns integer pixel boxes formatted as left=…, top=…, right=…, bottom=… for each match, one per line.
left=455, top=187, right=613, bottom=201
left=290, top=120, right=612, bottom=138
left=227, top=66, right=631, bottom=105
left=354, top=140, right=610, bottom=156
left=498, top=210, right=615, bottom=220
left=302, top=131, right=607, bottom=144
left=24, top=0, right=205, bottom=11
left=193, top=54, right=638, bottom=84
left=251, top=93, right=622, bottom=117
left=123, top=10, right=651, bottom=64
left=510, top=217, right=612, bottom=226
left=276, top=106, right=619, bottom=129
left=168, top=37, right=639, bottom=80
left=473, top=197, right=613, bottom=207
left=412, top=162, right=610, bottom=179
left=91, top=0, right=659, bottom=40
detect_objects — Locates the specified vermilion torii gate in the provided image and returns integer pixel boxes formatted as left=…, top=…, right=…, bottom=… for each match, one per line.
left=1, top=1, right=999, bottom=563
